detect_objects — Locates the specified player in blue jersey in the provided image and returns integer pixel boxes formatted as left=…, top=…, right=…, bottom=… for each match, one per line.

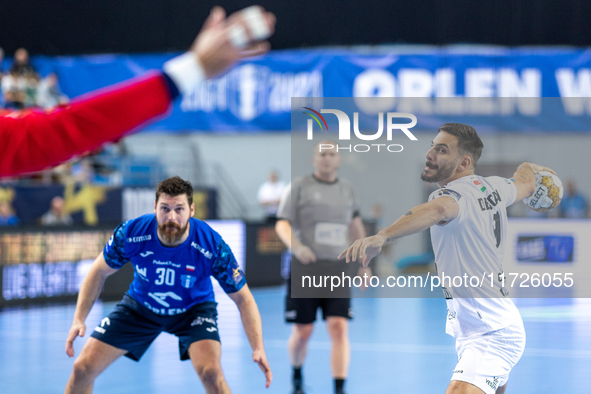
left=64, top=176, right=272, bottom=393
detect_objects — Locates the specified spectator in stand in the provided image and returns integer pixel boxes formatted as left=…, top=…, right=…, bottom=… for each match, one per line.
left=559, top=180, right=588, bottom=219
left=2, top=68, right=27, bottom=109
left=2, top=48, right=43, bottom=109
left=37, top=73, right=69, bottom=108
left=41, top=196, right=74, bottom=226
left=72, top=159, right=96, bottom=184
left=24, top=72, right=40, bottom=108
left=0, top=200, right=20, bottom=226
left=10, top=48, right=36, bottom=77
left=258, top=170, right=286, bottom=223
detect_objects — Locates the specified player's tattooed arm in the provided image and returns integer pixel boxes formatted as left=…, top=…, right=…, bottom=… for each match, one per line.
left=384, top=199, right=457, bottom=243
left=515, top=171, right=532, bottom=184
left=339, top=197, right=459, bottom=265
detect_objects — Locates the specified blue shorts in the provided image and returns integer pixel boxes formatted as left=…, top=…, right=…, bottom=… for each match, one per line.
left=90, top=293, right=220, bottom=361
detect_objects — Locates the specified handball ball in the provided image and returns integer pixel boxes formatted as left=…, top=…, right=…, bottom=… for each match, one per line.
left=524, top=171, right=563, bottom=212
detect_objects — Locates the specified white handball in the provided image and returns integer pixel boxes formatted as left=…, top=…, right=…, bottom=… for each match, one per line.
left=524, top=171, right=563, bottom=212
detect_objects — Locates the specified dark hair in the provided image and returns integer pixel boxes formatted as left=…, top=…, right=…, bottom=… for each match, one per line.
left=438, top=123, right=484, bottom=167
left=155, top=176, right=193, bottom=206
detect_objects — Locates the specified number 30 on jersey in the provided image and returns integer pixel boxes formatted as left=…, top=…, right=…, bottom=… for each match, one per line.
left=155, top=267, right=175, bottom=286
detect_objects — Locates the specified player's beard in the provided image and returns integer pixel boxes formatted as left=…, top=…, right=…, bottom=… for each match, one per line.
left=158, top=221, right=189, bottom=245
left=420, top=158, right=459, bottom=183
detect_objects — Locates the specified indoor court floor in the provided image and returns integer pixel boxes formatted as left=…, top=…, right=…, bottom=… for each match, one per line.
left=1, top=286, right=590, bottom=393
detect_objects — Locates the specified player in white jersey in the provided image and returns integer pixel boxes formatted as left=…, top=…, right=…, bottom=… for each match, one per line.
left=339, top=123, right=555, bottom=394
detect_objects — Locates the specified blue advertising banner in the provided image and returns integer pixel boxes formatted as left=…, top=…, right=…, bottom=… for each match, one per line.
left=26, top=48, right=591, bottom=131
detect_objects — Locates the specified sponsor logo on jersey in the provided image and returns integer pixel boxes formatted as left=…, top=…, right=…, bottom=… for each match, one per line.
left=127, top=234, right=152, bottom=243
left=153, top=260, right=181, bottom=268
left=231, top=267, right=244, bottom=284
left=135, top=266, right=148, bottom=281
left=436, top=189, right=462, bottom=200
left=180, top=274, right=197, bottom=288
left=486, top=377, right=499, bottom=390
left=143, top=301, right=186, bottom=316
left=191, top=316, right=217, bottom=326
left=147, top=291, right=182, bottom=307
left=206, top=327, right=218, bottom=332
left=478, top=189, right=502, bottom=211
left=447, top=309, right=457, bottom=321
left=94, top=317, right=110, bottom=334
left=186, top=265, right=195, bottom=271
left=191, top=242, right=213, bottom=259
left=140, top=251, right=154, bottom=257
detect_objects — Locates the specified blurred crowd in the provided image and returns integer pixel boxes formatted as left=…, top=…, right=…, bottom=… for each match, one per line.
left=0, top=48, right=128, bottom=227
left=0, top=47, right=68, bottom=110
left=0, top=47, right=130, bottom=191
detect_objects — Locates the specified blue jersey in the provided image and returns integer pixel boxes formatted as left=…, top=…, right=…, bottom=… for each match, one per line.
left=103, top=214, right=246, bottom=316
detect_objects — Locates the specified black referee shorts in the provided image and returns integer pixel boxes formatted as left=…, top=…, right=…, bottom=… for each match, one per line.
left=285, top=258, right=354, bottom=324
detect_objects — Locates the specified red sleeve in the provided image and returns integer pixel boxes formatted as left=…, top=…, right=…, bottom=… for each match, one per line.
left=0, top=71, right=173, bottom=177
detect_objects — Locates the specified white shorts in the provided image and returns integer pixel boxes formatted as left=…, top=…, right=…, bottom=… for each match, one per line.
left=451, top=320, right=526, bottom=394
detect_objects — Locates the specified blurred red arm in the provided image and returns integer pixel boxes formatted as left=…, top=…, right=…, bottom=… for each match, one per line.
left=0, top=72, right=173, bottom=177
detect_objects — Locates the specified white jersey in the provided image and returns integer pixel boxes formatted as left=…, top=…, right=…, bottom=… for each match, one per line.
left=429, top=175, right=522, bottom=339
